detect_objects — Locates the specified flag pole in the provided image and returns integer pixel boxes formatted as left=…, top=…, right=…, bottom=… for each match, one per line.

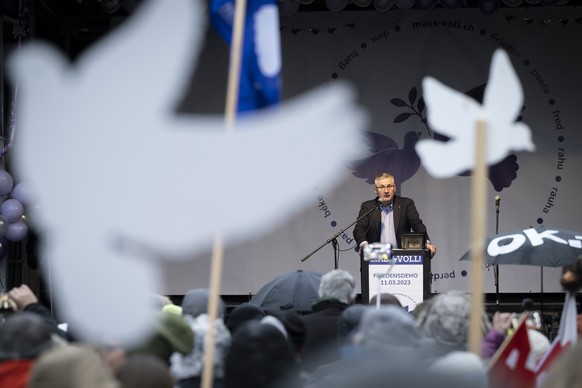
left=202, top=0, right=247, bottom=387
left=468, top=119, right=488, bottom=355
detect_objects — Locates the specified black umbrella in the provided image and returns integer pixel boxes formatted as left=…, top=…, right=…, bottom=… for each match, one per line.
left=460, top=226, right=582, bottom=267
left=250, top=270, right=322, bottom=313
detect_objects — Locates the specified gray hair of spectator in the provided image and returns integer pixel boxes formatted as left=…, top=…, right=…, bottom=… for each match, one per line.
left=318, top=269, right=357, bottom=304
left=0, top=312, right=54, bottom=360
left=358, top=306, right=420, bottom=349
left=419, top=290, right=490, bottom=345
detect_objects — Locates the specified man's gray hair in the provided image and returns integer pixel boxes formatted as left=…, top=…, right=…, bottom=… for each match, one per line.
left=419, top=290, right=490, bottom=345
left=318, top=269, right=356, bottom=304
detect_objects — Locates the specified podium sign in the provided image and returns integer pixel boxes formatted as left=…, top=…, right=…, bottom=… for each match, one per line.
left=364, top=249, right=430, bottom=311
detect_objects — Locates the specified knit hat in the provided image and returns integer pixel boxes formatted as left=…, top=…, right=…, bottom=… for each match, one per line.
left=338, top=305, right=368, bottom=340
left=527, top=329, right=550, bottom=363
left=28, top=345, right=121, bottom=388
left=181, top=289, right=225, bottom=318
left=225, top=303, right=266, bottom=334
left=129, top=311, right=194, bottom=364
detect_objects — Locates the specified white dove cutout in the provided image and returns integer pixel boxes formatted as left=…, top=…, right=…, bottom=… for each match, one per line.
left=416, top=49, right=535, bottom=178
left=7, top=0, right=367, bottom=345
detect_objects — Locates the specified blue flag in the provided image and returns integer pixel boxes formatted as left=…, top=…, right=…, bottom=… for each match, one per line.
left=210, top=0, right=281, bottom=112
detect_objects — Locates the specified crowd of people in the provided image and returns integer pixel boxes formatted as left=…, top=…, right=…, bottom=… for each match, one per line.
left=0, top=267, right=579, bottom=388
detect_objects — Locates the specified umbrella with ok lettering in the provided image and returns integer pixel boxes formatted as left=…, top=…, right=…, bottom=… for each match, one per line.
left=460, top=226, right=582, bottom=267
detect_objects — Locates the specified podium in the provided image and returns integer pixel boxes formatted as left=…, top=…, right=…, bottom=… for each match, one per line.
left=362, top=249, right=431, bottom=311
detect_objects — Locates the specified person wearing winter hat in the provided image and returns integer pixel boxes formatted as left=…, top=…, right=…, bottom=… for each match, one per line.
left=28, top=344, right=121, bottom=388
left=128, top=311, right=194, bottom=365
left=181, top=288, right=225, bottom=319
left=171, top=289, right=231, bottom=388
left=0, top=312, right=57, bottom=388
left=225, top=302, right=266, bottom=334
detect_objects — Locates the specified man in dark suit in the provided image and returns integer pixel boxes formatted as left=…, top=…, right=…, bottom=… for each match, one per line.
left=353, top=172, right=435, bottom=303
left=353, top=172, right=436, bottom=255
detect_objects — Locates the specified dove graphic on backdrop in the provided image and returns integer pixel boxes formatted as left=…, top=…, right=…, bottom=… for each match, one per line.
left=416, top=49, right=535, bottom=178
left=7, top=0, right=367, bottom=345
left=349, top=130, right=421, bottom=194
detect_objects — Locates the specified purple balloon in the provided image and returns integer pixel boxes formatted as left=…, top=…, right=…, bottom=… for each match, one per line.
left=0, top=170, right=13, bottom=196
left=10, top=183, right=35, bottom=206
left=1, top=199, right=24, bottom=223
left=0, top=237, right=7, bottom=259
left=6, top=221, right=28, bottom=242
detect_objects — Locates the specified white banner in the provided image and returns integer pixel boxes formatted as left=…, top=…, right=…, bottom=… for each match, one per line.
left=369, top=253, right=425, bottom=311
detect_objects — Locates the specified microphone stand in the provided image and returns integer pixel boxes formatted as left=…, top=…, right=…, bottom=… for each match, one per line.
left=494, top=200, right=500, bottom=311
left=301, top=202, right=380, bottom=269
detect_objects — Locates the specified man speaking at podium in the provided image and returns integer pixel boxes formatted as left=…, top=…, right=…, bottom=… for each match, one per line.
left=353, top=172, right=436, bottom=258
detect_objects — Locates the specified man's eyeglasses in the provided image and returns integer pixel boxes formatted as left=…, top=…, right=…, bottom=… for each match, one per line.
left=375, top=185, right=395, bottom=190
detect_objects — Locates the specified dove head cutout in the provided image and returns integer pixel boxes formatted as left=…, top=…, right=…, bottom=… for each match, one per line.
left=7, top=0, right=367, bottom=346
left=416, top=49, right=535, bottom=178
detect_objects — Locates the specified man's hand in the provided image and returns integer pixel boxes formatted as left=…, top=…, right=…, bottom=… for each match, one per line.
left=492, top=311, right=516, bottom=334
left=426, top=241, right=436, bottom=258
left=8, top=284, right=38, bottom=311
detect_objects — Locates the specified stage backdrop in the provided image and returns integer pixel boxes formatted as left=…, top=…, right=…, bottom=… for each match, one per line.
left=164, top=6, right=582, bottom=296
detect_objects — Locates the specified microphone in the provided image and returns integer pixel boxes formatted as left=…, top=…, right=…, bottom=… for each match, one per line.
left=495, top=195, right=501, bottom=208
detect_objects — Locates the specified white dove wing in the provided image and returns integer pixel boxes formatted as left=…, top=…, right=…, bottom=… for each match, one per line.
left=482, top=49, right=535, bottom=163
left=115, top=82, right=367, bottom=256
left=422, top=76, right=483, bottom=139
left=6, top=0, right=367, bottom=345
left=416, top=76, right=483, bottom=177
left=482, top=49, right=524, bottom=126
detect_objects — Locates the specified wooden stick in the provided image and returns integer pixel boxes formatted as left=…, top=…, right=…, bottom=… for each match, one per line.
left=224, top=0, right=248, bottom=129
left=468, top=119, right=488, bottom=355
left=202, top=1, right=248, bottom=387
left=202, top=235, right=224, bottom=388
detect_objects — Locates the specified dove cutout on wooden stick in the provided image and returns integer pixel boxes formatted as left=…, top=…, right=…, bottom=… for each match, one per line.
left=8, top=0, right=367, bottom=345
left=416, top=49, right=535, bottom=178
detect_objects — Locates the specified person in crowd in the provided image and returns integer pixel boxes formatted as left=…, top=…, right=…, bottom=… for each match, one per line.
left=225, top=302, right=266, bottom=334
left=528, top=328, right=551, bottom=364
left=305, top=304, right=369, bottom=387
left=7, top=284, right=65, bottom=338
left=270, top=310, right=307, bottom=356
left=369, top=292, right=403, bottom=307
left=417, top=290, right=489, bottom=386
left=301, top=268, right=356, bottom=373
left=0, top=312, right=59, bottom=388
left=418, top=290, right=488, bottom=360
left=481, top=311, right=515, bottom=360
left=170, top=288, right=231, bottom=388
left=353, top=172, right=436, bottom=257
left=307, top=306, right=442, bottom=388
left=224, top=320, right=301, bottom=388
left=27, top=344, right=121, bottom=388
left=116, top=354, right=175, bottom=388
left=127, top=310, right=194, bottom=366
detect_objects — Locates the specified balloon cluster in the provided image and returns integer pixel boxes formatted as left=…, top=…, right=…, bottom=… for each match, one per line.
left=0, top=170, right=33, bottom=259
